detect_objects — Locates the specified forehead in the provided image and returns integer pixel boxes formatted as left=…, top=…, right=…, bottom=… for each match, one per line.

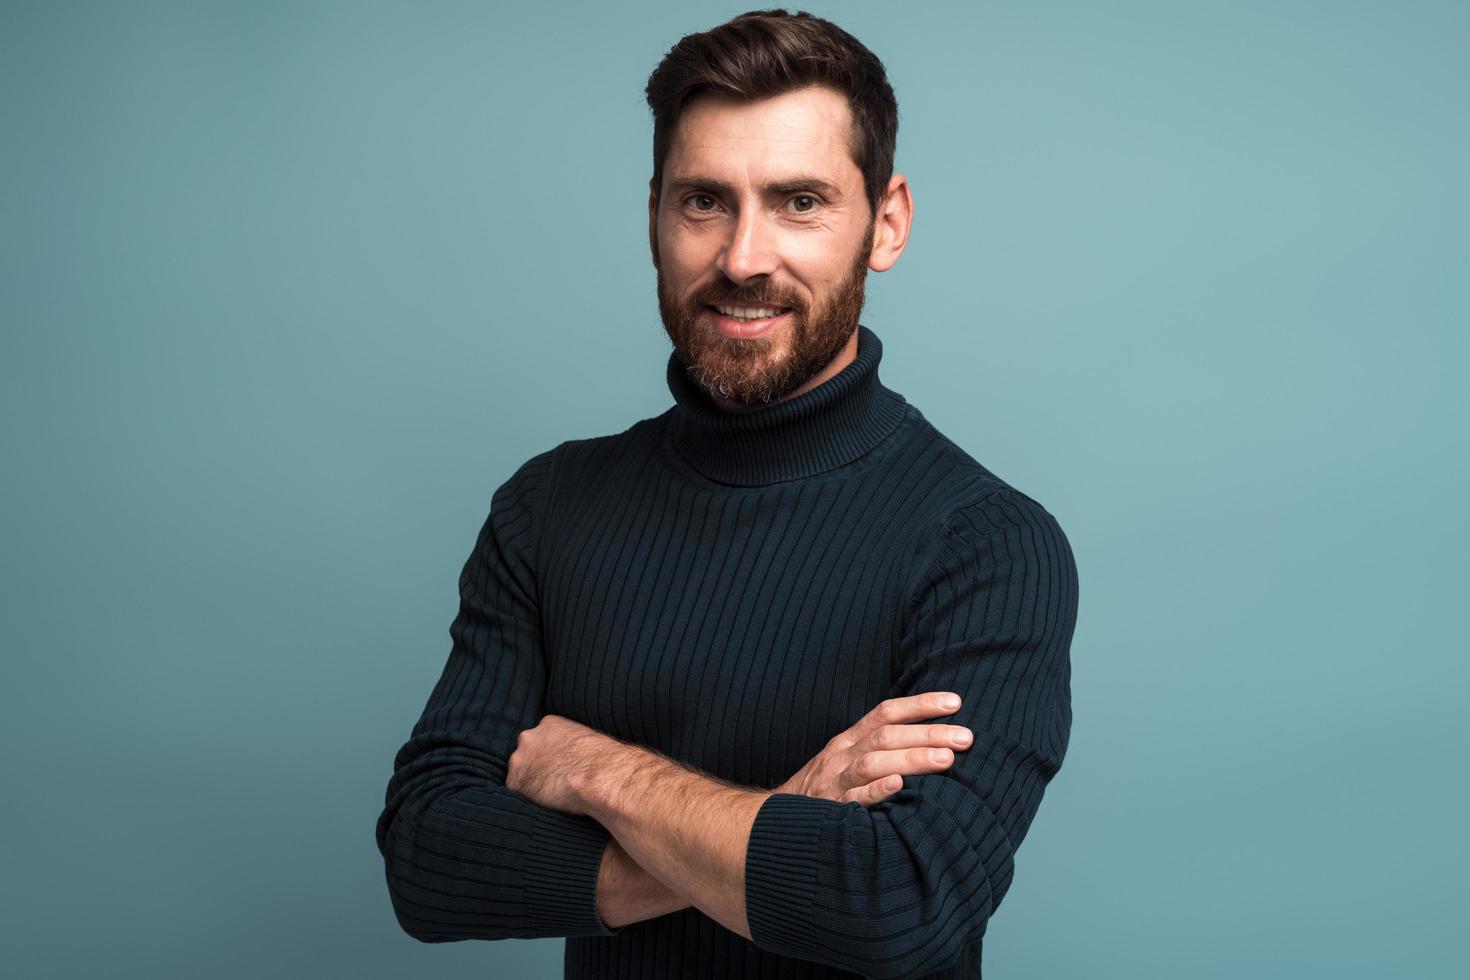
left=665, top=84, right=859, bottom=186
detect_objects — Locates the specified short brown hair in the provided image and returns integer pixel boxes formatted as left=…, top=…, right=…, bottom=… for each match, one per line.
left=644, top=9, right=899, bottom=217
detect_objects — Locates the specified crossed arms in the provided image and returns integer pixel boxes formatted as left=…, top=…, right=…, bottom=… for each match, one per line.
left=374, top=452, right=1077, bottom=978
left=503, top=691, right=976, bottom=939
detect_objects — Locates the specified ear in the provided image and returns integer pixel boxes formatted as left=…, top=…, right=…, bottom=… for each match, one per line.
left=868, top=173, right=913, bottom=273
left=648, top=179, right=661, bottom=272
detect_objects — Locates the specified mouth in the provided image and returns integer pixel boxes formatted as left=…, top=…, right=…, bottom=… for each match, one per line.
left=704, top=304, right=793, bottom=339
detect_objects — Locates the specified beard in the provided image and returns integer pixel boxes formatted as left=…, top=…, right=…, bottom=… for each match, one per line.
left=658, top=222, right=875, bottom=408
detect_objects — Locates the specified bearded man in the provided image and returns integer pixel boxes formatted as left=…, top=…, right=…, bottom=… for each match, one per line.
left=376, top=10, right=1079, bottom=979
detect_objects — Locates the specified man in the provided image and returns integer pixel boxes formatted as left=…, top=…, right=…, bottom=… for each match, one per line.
left=375, top=10, right=1078, bottom=979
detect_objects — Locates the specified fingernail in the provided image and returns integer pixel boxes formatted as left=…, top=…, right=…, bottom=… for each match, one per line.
left=930, top=749, right=951, bottom=764
left=941, top=695, right=960, bottom=709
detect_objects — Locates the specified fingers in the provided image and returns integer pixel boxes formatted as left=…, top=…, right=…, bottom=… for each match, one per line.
left=862, top=722, right=973, bottom=755
left=826, top=693, right=963, bottom=755
left=844, top=745, right=959, bottom=787
left=842, top=774, right=905, bottom=808
left=863, top=692, right=963, bottom=730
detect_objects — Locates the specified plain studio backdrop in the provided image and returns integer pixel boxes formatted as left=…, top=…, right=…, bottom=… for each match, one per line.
left=2, top=1, right=1465, bottom=977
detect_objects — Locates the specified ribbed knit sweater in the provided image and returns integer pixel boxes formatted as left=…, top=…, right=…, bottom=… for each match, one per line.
left=375, top=324, right=1079, bottom=979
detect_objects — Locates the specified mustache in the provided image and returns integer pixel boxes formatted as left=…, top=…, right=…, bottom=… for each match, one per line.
left=694, top=286, right=801, bottom=310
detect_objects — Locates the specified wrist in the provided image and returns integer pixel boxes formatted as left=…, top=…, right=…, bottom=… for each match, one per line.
left=577, top=735, right=645, bottom=818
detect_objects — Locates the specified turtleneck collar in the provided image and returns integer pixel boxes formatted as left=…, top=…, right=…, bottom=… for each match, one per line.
left=664, top=324, right=910, bottom=487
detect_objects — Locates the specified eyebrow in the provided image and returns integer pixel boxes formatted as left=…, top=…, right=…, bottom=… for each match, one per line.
left=665, top=174, right=844, bottom=200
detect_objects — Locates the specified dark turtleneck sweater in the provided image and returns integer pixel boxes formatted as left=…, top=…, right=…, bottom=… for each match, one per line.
left=375, top=325, right=1079, bottom=979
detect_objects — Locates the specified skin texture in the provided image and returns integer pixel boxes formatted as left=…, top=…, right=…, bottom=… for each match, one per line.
left=651, top=84, right=914, bottom=409
left=503, top=84, right=925, bottom=936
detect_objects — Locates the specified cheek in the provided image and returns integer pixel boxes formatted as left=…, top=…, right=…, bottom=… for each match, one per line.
left=661, top=234, right=718, bottom=285
left=782, top=237, right=851, bottom=291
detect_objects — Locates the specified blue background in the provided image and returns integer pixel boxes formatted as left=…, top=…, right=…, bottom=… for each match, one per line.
left=3, top=1, right=1465, bottom=976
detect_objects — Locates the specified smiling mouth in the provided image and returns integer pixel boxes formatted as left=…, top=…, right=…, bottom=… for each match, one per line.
left=705, top=304, right=792, bottom=323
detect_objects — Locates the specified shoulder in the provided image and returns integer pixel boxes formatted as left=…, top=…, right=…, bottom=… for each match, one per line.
left=491, top=412, right=671, bottom=531
left=899, top=406, right=1071, bottom=540
left=531, top=413, right=670, bottom=493
left=896, top=407, right=1077, bottom=598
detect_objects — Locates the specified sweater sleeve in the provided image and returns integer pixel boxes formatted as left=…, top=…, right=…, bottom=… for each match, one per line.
left=375, top=448, right=624, bottom=942
left=743, top=488, right=1078, bottom=979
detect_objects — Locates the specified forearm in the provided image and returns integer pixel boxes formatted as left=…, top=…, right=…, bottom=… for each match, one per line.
left=581, top=741, right=772, bottom=941
left=595, top=836, right=693, bottom=928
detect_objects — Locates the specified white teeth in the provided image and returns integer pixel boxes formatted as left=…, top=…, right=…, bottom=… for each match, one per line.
left=715, top=305, right=785, bottom=321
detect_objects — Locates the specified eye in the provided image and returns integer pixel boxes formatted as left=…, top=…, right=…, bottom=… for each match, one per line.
left=790, top=194, right=819, bottom=213
left=686, top=194, right=719, bottom=212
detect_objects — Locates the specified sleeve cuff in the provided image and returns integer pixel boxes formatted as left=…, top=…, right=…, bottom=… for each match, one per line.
left=522, top=807, right=624, bottom=937
left=744, top=792, right=848, bottom=955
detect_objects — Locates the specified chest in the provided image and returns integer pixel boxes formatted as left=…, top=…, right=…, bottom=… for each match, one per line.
left=537, top=480, right=913, bottom=787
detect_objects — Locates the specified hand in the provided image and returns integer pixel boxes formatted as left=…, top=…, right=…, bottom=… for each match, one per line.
left=592, top=694, right=971, bottom=930
left=775, top=692, right=971, bottom=808
left=506, top=713, right=613, bottom=816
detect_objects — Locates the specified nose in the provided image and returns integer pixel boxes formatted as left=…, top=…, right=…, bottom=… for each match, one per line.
left=716, top=207, right=779, bottom=285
